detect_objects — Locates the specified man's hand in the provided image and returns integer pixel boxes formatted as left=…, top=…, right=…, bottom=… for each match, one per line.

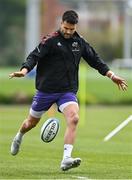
left=111, top=75, right=128, bottom=91
left=9, top=68, right=28, bottom=79
left=106, top=70, right=128, bottom=91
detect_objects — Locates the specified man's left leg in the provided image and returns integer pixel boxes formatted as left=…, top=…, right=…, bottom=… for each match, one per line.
left=60, top=103, right=81, bottom=171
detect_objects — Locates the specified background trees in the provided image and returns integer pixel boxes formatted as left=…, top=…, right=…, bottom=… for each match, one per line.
left=0, top=0, right=26, bottom=66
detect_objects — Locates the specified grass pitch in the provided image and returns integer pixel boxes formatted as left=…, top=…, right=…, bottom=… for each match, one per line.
left=0, top=105, right=132, bottom=179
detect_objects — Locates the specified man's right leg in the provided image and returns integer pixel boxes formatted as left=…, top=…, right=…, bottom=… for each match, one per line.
left=11, top=115, right=40, bottom=155
left=11, top=90, right=48, bottom=156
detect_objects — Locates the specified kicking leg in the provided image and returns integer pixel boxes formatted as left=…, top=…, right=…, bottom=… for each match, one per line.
left=11, top=114, right=40, bottom=155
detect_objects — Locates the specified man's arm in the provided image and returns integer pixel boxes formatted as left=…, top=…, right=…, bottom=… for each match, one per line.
left=81, top=39, right=128, bottom=91
left=9, top=68, right=28, bottom=78
left=106, top=70, right=128, bottom=91
left=9, top=38, right=52, bottom=79
left=82, top=39, right=110, bottom=75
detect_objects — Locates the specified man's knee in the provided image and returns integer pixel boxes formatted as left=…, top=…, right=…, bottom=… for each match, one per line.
left=68, top=111, right=79, bottom=125
left=63, top=104, right=79, bottom=126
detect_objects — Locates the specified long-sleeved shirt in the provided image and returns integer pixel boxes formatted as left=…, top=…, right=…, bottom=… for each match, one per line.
left=21, top=30, right=110, bottom=93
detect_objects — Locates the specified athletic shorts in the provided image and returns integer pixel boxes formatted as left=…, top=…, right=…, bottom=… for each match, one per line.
left=30, top=91, right=78, bottom=118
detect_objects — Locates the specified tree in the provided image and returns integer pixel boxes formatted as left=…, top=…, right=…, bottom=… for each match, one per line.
left=0, top=0, right=26, bottom=66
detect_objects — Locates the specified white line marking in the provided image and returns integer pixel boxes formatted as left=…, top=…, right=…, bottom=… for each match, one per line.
left=104, top=115, right=132, bottom=142
left=71, top=175, right=91, bottom=179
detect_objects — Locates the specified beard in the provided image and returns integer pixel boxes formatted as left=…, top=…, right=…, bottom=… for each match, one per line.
left=60, top=30, right=73, bottom=39
left=63, top=33, right=72, bottom=39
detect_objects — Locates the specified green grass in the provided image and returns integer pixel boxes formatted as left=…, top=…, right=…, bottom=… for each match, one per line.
left=0, top=105, right=132, bottom=179
left=0, top=67, right=35, bottom=96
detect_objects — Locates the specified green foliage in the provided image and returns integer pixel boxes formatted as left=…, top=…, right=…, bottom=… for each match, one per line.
left=0, top=0, right=26, bottom=66
left=83, top=26, right=124, bottom=62
left=0, top=105, right=132, bottom=179
left=0, top=0, right=125, bottom=67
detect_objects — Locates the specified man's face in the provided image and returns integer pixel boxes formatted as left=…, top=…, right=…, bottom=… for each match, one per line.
left=60, top=21, right=77, bottom=39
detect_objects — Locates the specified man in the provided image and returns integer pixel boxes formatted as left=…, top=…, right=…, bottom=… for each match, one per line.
left=9, top=10, right=127, bottom=171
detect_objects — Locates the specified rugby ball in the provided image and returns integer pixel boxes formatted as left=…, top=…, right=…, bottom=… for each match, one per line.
left=40, top=118, right=60, bottom=143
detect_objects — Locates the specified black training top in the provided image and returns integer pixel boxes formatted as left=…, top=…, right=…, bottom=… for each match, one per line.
left=21, top=30, right=110, bottom=93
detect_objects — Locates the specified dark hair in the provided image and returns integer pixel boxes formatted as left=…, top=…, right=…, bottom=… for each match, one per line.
left=62, top=10, right=79, bottom=24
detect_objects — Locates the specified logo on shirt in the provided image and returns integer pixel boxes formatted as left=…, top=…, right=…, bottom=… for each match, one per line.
left=57, top=42, right=62, bottom=47
left=72, top=42, right=80, bottom=52
left=33, top=101, right=38, bottom=106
